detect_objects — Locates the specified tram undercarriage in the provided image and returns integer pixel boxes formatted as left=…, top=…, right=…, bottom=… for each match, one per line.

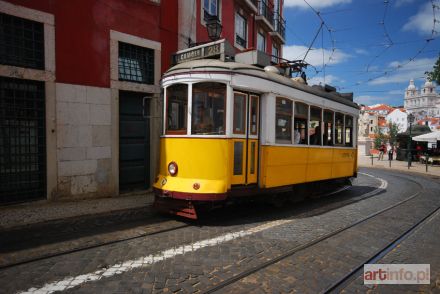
left=153, top=177, right=354, bottom=219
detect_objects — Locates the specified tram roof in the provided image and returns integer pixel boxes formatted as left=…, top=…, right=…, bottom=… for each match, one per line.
left=164, top=59, right=359, bottom=110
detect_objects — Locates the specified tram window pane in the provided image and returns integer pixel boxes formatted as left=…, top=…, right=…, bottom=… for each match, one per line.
left=192, top=83, right=226, bottom=135
left=233, top=93, right=246, bottom=134
left=294, top=102, right=308, bottom=144
left=276, top=97, right=292, bottom=143
left=233, top=141, right=244, bottom=175
left=250, top=95, right=259, bottom=135
left=335, top=113, right=344, bottom=145
left=166, top=84, right=188, bottom=134
left=309, top=107, right=322, bottom=145
left=323, top=110, right=334, bottom=146
left=250, top=142, right=256, bottom=174
left=345, top=115, right=353, bottom=147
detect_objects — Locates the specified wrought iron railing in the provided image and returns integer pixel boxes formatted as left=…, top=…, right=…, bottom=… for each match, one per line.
left=236, top=35, right=247, bottom=48
left=257, top=0, right=274, bottom=27
left=273, top=12, right=286, bottom=40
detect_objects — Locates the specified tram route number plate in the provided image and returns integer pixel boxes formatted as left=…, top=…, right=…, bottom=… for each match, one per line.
left=173, top=43, right=222, bottom=64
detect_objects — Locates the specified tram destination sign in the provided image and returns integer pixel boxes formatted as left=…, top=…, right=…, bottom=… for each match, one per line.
left=172, top=40, right=234, bottom=65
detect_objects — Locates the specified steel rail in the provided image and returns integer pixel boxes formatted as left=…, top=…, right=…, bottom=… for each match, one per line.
left=202, top=174, right=424, bottom=294
left=0, top=172, right=391, bottom=272
left=323, top=204, right=440, bottom=293
left=0, top=221, right=191, bottom=271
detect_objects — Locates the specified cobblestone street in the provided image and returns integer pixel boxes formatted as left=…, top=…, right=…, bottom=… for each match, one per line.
left=1, top=167, right=439, bottom=293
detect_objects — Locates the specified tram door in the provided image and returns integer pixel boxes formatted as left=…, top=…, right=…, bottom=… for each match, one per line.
left=231, top=93, right=259, bottom=186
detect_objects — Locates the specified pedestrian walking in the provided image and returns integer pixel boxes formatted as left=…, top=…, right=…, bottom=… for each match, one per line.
left=388, top=144, right=394, bottom=161
left=378, top=143, right=386, bottom=161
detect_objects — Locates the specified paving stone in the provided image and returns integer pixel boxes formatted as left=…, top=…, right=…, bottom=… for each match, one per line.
left=1, top=169, right=439, bottom=294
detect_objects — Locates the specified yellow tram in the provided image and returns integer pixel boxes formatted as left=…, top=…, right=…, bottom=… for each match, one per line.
left=153, top=42, right=359, bottom=219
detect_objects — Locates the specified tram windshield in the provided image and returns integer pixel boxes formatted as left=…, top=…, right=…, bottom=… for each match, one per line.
left=192, top=83, right=226, bottom=135
left=166, top=84, right=188, bottom=134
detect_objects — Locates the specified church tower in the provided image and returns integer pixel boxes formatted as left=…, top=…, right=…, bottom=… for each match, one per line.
left=404, top=79, right=417, bottom=109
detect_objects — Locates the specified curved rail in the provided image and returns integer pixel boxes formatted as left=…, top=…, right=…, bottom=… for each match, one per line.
left=0, top=173, right=388, bottom=272
left=202, top=173, right=424, bottom=294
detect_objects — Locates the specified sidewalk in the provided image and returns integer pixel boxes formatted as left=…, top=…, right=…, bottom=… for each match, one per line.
left=0, top=192, right=155, bottom=231
left=358, top=154, right=440, bottom=177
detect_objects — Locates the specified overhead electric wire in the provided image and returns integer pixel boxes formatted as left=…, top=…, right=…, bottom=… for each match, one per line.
left=300, top=0, right=338, bottom=80
left=302, top=21, right=324, bottom=63
left=365, top=0, right=394, bottom=72
left=286, top=0, right=440, bottom=92
left=338, top=0, right=440, bottom=90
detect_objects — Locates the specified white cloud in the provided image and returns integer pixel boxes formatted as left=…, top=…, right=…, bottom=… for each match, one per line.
left=307, top=74, right=341, bottom=86
left=354, top=95, right=383, bottom=105
left=284, top=0, right=351, bottom=9
left=283, top=45, right=351, bottom=67
left=355, top=49, right=369, bottom=55
left=394, top=0, right=416, bottom=7
left=402, top=2, right=435, bottom=35
left=369, top=57, right=437, bottom=85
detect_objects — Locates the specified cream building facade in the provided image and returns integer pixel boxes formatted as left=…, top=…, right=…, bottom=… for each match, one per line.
left=404, top=79, right=440, bottom=119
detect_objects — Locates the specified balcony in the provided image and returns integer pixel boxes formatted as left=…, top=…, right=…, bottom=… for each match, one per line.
left=243, top=0, right=258, bottom=13
left=255, top=0, right=274, bottom=30
left=269, top=12, right=286, bottom=43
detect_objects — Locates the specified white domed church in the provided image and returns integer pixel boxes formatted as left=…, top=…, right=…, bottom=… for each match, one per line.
left=404, top=79, right=440, bottom=119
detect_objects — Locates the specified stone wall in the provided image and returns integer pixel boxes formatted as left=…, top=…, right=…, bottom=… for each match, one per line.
left=56, top=83, right=114, bottom=199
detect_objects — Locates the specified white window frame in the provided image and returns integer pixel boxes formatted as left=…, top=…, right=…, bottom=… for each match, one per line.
left=201, top=0, right=222, bottom=26
left=234, top=12, right=247, bottom=50
left=204, top=0, right=219, bottom=16
left=257, top=31, right=266, bottom=52
left=272, top=44, right=279, bottom=63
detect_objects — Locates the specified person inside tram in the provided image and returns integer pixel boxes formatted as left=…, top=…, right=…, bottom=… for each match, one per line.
left=310, top=126, right=321, bottom=145
left=294, top=127, right=301, bottom=144
left=193, top=104, right=214, bottom=133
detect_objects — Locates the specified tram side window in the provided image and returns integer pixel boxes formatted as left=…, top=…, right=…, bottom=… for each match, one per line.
left=233, top=93, right=246, bottom=134
left=166, top=84, right=188, bottom=134
left=294, top=102, right=308, bottom=144
left=323, top=110, right=334, bottom=146
left=309, top=107, right=322, bottom=146
left=250, top=95, right=259, bottom=135
left=192, top=83, right=226, bottom=135
left=275, top=97, right=292, bottom=143
left=345, top=115, right=353, bottom=147
left=335, top=113, right=344, bottom=145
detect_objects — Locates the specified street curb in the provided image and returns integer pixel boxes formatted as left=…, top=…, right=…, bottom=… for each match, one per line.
left=358, top=164, right=440, bottom=180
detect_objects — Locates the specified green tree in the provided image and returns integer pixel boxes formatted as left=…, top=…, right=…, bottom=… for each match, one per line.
left=388, top=122, right=400, bottom=147
left=425, top=54, right=440, bottom=84
left=373, top=126, right=386, bottom=149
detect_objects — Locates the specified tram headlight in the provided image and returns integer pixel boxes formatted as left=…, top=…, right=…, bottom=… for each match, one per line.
left=168, top=161, right=178, bottom=176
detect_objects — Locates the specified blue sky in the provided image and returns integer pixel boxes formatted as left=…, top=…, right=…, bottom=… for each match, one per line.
left=282, top=0, right=440, bottom=107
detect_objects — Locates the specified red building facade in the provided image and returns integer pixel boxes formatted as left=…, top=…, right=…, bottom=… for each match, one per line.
left=0, top=0, right=285, bottom=204
left=0, top=0, right=178, bottom=204
left=189, top=0, right=285, bottom=61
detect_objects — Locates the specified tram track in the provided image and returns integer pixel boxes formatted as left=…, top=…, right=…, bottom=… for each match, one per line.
left=0, top=172, right=390, bottom=272
left=6, top=171, right=428, bottom=294
left=0, top=219, right=191, bottom=271
left=202, top=173, right=427, bottom=294
left=323, top=205, right=440, bottom=293
left=0, top=174, right=376, bottom=271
